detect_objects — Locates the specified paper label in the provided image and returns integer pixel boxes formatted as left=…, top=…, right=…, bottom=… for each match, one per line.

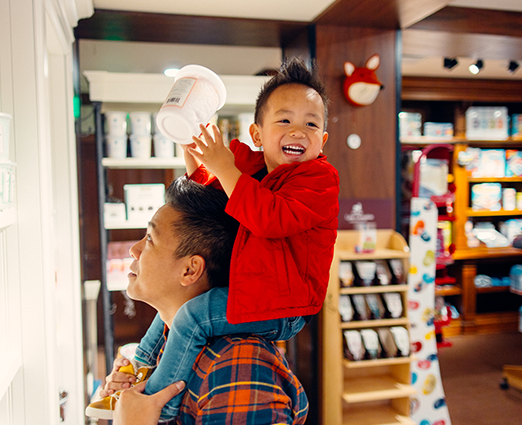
left=164, top=77, right=197, bottom=108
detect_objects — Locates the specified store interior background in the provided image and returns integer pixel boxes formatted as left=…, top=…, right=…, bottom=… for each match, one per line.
left=76, top=1, right=522, bottom=425
left=2, top=0, right=522, bottom=424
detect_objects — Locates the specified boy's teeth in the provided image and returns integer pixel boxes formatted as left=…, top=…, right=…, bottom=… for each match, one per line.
left=283, top=145, right=305, bottom=155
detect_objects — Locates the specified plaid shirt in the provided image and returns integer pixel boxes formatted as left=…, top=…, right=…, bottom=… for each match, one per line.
left=174, top=335, right=308, bottom=425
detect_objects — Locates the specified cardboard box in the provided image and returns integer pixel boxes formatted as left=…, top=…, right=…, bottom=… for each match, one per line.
left=124, top=183, right=165, bottom=221
left=466, top=107, right=508, bottom=140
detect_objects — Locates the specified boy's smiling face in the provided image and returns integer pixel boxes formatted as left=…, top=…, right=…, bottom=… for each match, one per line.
left=249, top=83, right=328, bottom=173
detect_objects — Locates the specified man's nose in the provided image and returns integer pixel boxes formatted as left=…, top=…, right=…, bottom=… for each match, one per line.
left=129, top=239, right=143, bottom=259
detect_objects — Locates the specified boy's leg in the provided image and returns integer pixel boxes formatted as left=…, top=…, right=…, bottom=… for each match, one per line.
left=134, top=313, right=166, bottom=366
left=144, top=286, right=306, bottom=421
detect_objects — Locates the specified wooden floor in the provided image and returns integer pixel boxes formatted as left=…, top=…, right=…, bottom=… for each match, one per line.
left=438, top=331, right=522, bottom=425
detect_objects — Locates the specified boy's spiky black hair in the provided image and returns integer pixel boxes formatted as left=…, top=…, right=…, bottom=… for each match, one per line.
left=254, top=57, right=329, bottom=130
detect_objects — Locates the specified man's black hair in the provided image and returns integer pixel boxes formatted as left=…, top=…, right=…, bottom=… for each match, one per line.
left=165, top=176, right=239, bottom=288
left=254, top=57, right=329, bottom=130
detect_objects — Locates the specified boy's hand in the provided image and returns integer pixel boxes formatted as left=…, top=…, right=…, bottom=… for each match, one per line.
left=99, top=357, right=137, bottom=397
left=113, top=380, right=185, bottom=425
left=189, top=124, right=242, bottom=197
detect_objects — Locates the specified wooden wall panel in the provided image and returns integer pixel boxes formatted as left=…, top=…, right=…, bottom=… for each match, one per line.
left=315, top=25, right=398, bottom=227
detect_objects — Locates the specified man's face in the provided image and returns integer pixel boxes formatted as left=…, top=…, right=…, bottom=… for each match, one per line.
left=127, top=204, right=187, bottom=310
left=250, top=83, right=328, bottom=173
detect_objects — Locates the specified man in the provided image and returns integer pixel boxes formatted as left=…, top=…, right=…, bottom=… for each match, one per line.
left=101, top=176, right=309, bottom=424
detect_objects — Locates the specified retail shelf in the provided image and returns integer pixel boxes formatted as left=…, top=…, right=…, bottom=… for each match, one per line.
left=435, top=285, right=461, bottom=296
left=0, top=350, right=21, bottom=400
left=341, top=404, right=416, bottom=425
left=105, top=220, right=148, bottom=230
left=468, top=176, right=522, bottom=183
left=337, top=248, right=410, bottom=261
left=453, top=246, right=522, bottom=260
left=0, top=208, right=16, bottom=230
left=343, top=375, right=416, bottom=403
left=341, top=318, right=409, bottom=330
left=467, top=208, right=522, bottom=217
left=343, top=356, right=413, bottom=369
left=340, top=284, right=409, bottom=295
left=475, top=285, right=511, bottom=294
left=101, top=157, right=186, bottom=170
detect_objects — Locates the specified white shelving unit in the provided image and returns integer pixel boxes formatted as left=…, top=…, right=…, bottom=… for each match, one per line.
left=0, top=351, right=22, bottom=400
left=0, top=208, right=15, bottom=230
left=102, top=157, right=186, bottom=170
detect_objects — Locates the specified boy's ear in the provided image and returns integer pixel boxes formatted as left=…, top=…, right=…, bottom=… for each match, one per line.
left=180, top=255, right=205, bottom=287
left=321, top=132, right=329, bottom=149
left=249, top=123, right=263, bottom=148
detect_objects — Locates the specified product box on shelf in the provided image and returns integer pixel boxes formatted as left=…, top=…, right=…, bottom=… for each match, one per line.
left=399, top=111, right=422, bottom=139
left=124, top=183, right=165, bottom=222
left=506, top=150, right=522, bottom=177
left=423, top=122, right=453, bottom=139
left=511, top=114, right=522, bottom=139
left=466, top=106, right=509, bottom=140
left=480, top=149, right=506, bottom=177
left=471, top=183, right=502, bottom=211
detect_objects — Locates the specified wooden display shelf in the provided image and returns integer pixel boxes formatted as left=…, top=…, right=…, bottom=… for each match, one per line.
left=343, top=375, right=416, bottom=403
left=466, top=208, right=522, bottom=217
left=453, top=246, right=522, bottom=260
left=340, top=284, right=408, bottom=295
left=343, top=357, right=413, bottom=369
left=341, top=318, right=409, bottom=330
left=468, top=177, right=522, bottom=183
left=435, top=285, right=461, bottom=296
left=342, top=403, right=416, bottom=425
left=475, top=285, right=511, bottom=294
left=337, top=248, right=409, bottom=261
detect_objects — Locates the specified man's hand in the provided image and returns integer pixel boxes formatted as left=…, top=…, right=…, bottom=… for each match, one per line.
left=99, top=357, right=137, bottom=397
left=113, top=380, right=185, bottom=425
left=189, top=124, right=242, bottom=198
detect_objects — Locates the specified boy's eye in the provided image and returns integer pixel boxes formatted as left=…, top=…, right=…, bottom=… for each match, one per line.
left=279, top=119, right=290, bottom=123
left=307, top=122, right=319, bottom=128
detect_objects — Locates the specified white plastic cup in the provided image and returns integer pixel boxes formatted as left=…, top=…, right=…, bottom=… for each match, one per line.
left=129, top=111, right=151, bottom=136
left=105, top=111, right=128, bottom=135
left=155, top=65, right=227, bottom=144
left=130, top=135, right=152, bottom=158
left=106, top=135, right=128, bottom=159
left=0, top=113, right=12, bottom=161
left=153, top=134, right=174, bottom=158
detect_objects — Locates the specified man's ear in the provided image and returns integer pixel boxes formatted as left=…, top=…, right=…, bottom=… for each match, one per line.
left=249, top=123, right=263, bottom=148
left=180, top=255, right=206, bottom=287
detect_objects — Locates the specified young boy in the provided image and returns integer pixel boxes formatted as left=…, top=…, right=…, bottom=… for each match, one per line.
left=86, top=57, right=339, bottom=422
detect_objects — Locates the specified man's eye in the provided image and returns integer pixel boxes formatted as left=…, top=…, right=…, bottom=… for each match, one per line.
left=146, top=233, right=153, bottom=243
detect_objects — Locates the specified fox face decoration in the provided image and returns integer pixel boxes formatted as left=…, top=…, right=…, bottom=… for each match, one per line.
left=343, top=54, right=383, bottom=107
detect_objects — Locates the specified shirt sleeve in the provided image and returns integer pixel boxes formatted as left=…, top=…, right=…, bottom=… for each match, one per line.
left=178, top=336, right=308, bottom=425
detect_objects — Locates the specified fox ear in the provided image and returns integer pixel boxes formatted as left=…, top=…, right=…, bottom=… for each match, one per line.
left=366, top=54, right=380, bottom=71
left=344, top=62, right=355, bottom=77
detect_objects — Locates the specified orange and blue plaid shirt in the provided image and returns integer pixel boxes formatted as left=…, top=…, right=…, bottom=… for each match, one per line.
left=173, top=334, right=308, bottom=425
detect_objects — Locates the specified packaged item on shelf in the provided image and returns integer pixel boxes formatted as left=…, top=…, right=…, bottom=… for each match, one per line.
left=479, top=149, right=506, bottom=177
left=129, top=111, right=151, bottom=136
left=503, top=188, right=516, bottom=211
left=124, top=183, right=165, bottom=221
left=104, top=202, right=126, bottom=223
left=474, top=274, right=492, bottom=288
left=355, top=222, right=376, bottom=253
left=500, top=219, right=522, bottom=243
left=471, top=182, right=502, bottom=211
left=511, top=114, right=522, bottom=139
left=104, top=111, right=128, bottom=136
left=0, top=113, right=12, bottom=161
left=388, top=258, right=406, bottom=284
left=338, top=295, right=354, bottom=322
left=354, top=261, right=377, bottom=286
left=360, top=329, right=381, bottom=360
left=518, top=193, right=522, bottom=210
left=351, top=294, right=370, bottom=321
left=505, top=150, right=522, bottom=177
left=343, top=330, right=365, bottom=361
left=153, top=133, right=175, bottom=158
left=129, top=135, right=152, bottom=158
left=338, top=261, right=354, bottom=287
left=374, top=260, right=391, bottom=285
left=423, top=122, right=453, bottom=139
left=399, top=111, right=422, bottom=138
left=377, top=328, right=398, bottom=358
left=510, top=265, right=522, bottom=295
left=465, top=106, right=508, bottom=140
left=471, top=222, right=510, bottom=247
left=460, top=147, right=482, bottom=177
left=437, top=221, right=452, bottom=255
left=390, top=326, right=410, bottom=357
left=419, top=158, right=449, bottom=197
left=365, top=294, right=385, bottom=319
left=382, top=292, right=403, bottom=318
left=105, top=135, right=128, bottom=159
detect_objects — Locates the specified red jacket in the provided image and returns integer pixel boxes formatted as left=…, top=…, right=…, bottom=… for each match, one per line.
left=191, top=139, right=339, bottom=324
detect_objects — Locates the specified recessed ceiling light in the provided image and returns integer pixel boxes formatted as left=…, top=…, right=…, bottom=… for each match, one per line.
left=164, top=68, right=180, bottom=77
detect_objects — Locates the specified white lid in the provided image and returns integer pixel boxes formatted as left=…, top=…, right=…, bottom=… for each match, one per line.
left=175, top=65, right=227, bottom=110
left=156, top=109, right=197, bottom=144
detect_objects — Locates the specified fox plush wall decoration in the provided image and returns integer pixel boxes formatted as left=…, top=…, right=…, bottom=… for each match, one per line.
left=343, top=54, right=383, bottom=107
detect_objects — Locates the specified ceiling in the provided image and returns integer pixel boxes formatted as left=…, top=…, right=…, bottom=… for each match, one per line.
left=77, top=0, right=522, bottom=89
